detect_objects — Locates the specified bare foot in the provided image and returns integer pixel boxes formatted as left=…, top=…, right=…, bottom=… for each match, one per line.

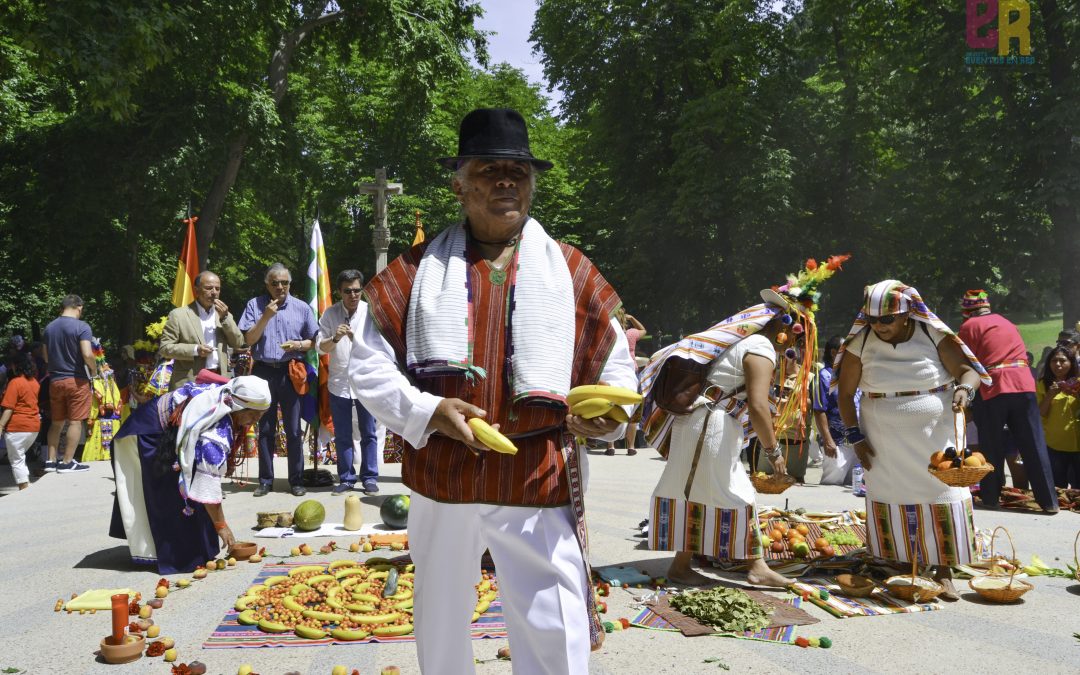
left=745, top=558, right=792, bottom=588
left=667, top=566, right=714, bottom=586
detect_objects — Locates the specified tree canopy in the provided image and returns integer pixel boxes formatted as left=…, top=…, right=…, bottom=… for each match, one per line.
left=1, top=0, right=1076, bottom=356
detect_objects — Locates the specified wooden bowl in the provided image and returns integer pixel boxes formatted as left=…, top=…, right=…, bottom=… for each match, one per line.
left=885, top=575, right=944, bottom=602
left=99, top=634, right=144, bottom=664
left=835, top=573, right=876, bottom=598
left=229, top=541, right=257, bottom=561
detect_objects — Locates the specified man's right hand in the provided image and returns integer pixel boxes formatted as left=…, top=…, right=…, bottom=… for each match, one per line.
left=430, top=398, right=491, bottom=453
left=196, top=344, right=215, bottom=358
left=853, top=439, right=876, bottom=470
left=334, top=324, right=351, bottom=342
left=264, top=299, right=280, bottom=317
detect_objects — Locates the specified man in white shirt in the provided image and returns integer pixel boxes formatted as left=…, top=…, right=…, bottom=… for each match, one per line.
left=317, top=269, right=379, bottom=494
left=159, top=271, right=245, bottom=389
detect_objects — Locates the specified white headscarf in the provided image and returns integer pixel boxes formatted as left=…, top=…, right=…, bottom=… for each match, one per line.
left=176, top=376, right=270, bottom=504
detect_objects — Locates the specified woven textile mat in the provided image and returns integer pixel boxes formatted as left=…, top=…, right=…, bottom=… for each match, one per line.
left=790, top=578, right=941, bottom=618
left=760, top=520, right=867, bottom=561
left=632, top=591, right=817, bottom=644
left=202, top=560, right=506, bottom=649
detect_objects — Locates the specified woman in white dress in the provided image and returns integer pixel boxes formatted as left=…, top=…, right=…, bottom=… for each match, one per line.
left=641, top=258, right=847, bottom=586
left=836, top=280, right=989, bottom=599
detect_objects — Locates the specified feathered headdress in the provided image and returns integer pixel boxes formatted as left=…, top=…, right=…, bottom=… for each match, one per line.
left=761, top=255, right=850, bottom=438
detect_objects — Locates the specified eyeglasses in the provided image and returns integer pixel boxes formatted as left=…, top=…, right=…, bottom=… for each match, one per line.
left=867, top=314, right=904, bottom=325
left=269, top=280, right=290, bottom=287
left=341, top=289, right=362, bottom=295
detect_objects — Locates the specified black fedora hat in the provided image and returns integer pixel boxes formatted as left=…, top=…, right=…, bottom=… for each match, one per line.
left=437, top=108, right=553, bottom=171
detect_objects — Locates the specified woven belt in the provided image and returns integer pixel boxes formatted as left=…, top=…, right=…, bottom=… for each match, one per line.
left=864, top=383, right=952, bottom=399
left=987, top=359, right=1029, bottom=371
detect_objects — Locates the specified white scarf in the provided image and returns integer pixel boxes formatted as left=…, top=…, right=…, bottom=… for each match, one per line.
left=406, top=218, right=576, bottom=402
left=176, top=376, right=270, bottom=502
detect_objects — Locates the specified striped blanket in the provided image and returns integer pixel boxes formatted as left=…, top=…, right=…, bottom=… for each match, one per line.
left=790, top=578, right=941, bottom=618
left=202, top=561, right=507, bottom=649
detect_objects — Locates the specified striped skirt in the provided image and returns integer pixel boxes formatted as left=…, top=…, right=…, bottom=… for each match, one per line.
left=866, top=498, right=976, bottom=566
left=649, top=499, right=762, bottom=561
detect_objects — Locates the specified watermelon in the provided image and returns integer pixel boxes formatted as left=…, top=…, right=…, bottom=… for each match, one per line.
left=380, top=495, right=410, bottom=529
left=293, top=500, right=326, bottom=531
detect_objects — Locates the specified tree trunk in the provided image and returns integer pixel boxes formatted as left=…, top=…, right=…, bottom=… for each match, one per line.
left=1038, top=0, right=1078, bottom=329
left=193, top=4, right=346, bottom=269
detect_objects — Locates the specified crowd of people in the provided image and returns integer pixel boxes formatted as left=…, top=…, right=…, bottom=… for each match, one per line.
left=3, top=107, right=1080, bottom=674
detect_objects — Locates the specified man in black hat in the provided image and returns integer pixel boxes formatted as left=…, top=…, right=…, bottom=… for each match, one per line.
left=350, top=108, right=638, bottom=673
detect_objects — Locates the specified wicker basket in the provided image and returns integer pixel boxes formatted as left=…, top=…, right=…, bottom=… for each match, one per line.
left=885, top=558, right=944, bottom=602
left=1073, top=530, right=1080, bottom=583
left=968, top=527, right=1032, bottom=603
left=835, top=573, right=877, bottom=598
left=751, top=472, right=796, bottom=494
left=256, top=511, right=294, bottom=529
left=928, top=411, right=993, bottom=487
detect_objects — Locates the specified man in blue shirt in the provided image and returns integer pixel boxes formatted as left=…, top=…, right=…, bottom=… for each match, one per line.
left=239, top=263, right=319, bottom=497
left=41, top=294, right=98, bottom=473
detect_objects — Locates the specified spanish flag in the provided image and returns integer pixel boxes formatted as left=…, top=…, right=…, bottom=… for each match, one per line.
left=412, top=210, right=425, bottom=246
left=170, top=216, right=199, bottom=307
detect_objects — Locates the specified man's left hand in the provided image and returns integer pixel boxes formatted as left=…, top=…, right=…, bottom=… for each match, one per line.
left=566, top=413, right=621, bottom=439
left=214, top=299, right=229, bottom=319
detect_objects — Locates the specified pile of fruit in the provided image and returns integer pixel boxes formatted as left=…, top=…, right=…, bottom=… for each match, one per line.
left=234, top=560, right=498, bottom=640
left=762, top=522, right=837, bottom=558
left=928, top=446, right=987, bottom=471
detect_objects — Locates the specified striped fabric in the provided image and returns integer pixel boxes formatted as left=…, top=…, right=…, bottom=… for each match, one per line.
left=364, top=238, right=620, bottom=506
left=864, top=384, right=952, bottom=399
left=649, top=499, right=762, bottom=561
left=790, top=579, right=942, bottom=618
left=987, top=359, right=1029, bottom=370
left=639, top=304, right=778, bottom=452
left=865, top=498, right=976, bottom=566
left=404, top=219, right=575, bottom=403
left=832, top=280, right=991, bottom=390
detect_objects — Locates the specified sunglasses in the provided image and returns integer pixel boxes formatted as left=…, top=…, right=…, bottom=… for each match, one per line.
left=341, top=288, right=362, bottom=295
left=866, top=314, right=905, bottom=325
left=269, top=280, right=291, bottom=287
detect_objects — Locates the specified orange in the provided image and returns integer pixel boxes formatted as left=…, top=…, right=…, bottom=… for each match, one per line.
left=936, top=460, right=955, bottom=471
left=929, top=451, right=946, bottom=466
left=963, top=455, right=984, bottom=467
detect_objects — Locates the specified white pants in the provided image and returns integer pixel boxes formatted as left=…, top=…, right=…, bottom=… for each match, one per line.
left=409, top=493, right=590, bottom=675
left=4, top=431, right=36, bottom=484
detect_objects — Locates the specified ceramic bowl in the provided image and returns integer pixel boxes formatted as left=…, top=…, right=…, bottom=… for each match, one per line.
left=229, top=541, right=257, bottom=560
left=99, top=634, right=144, bottom=664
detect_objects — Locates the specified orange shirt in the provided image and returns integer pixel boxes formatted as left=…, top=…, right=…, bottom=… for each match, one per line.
left=1, top=375, right=41, bottom=432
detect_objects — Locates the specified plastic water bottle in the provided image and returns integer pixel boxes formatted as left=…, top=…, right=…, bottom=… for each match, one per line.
left=852, top=463, right=865, bottom=497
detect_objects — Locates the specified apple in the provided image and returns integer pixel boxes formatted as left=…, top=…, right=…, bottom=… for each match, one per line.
left=176, top=578, right=191, bottom=587
left=155, top=586, right=168, bottom=599
left=362, top=542, right=373, bottom=553
left=157, top=637, right=175, bottom=649
left=300, top=544, right=312, bottom=555
left=146, top=625, right=160, bottom=639
left=349, top=542, right=360, bottom=552
left=793, top=542, right=811, bottom=558
left=248, top=554, right=262, bottom=563
left=138, top=605, right=152, bottom=619
left=163, top=647, right=177, bottom=662
left=238, top=666, right=254, bottom=675
left=332, top=666, right=348, bottom=675
left=216, top=559, right=227, bottom=570
left=290, top=546, right=301, bottom=556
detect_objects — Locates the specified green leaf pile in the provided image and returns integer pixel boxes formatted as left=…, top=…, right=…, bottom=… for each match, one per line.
left=670, top=588, right=772, bottom=633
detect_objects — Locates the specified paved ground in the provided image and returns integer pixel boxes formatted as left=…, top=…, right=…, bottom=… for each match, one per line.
left=1, top=449, right=1078, bottom=674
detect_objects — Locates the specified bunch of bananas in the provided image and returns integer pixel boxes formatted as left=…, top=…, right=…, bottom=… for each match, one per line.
left=567, top=385, right=641, bottom=423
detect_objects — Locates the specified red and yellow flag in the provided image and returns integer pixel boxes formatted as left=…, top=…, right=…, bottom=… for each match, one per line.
left=171, top=216, right=199, bottom=307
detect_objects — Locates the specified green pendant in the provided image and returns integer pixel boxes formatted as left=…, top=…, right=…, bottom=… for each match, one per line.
left=488, top=267, right=507, bottom=285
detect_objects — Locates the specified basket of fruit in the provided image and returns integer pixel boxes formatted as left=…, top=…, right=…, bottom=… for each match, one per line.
left=927, top=412, right=993, bottom=487
left=968, top=527, right=1033, bottom=603
left=751, top=471, right=796, bottom=494
left=885, top=558, right=945, bottom=602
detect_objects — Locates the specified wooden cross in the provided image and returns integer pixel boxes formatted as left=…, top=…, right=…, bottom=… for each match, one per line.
left=358, top=168, right=403, bottom=272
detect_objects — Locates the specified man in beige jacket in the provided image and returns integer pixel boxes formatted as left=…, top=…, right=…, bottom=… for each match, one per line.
left=159, top=271, right=245, bottom=389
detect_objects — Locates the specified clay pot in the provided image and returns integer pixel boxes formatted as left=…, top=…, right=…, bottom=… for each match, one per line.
left=99, top=634, right=144, bottom=664
left=229, top=541, right=257, bottom=561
